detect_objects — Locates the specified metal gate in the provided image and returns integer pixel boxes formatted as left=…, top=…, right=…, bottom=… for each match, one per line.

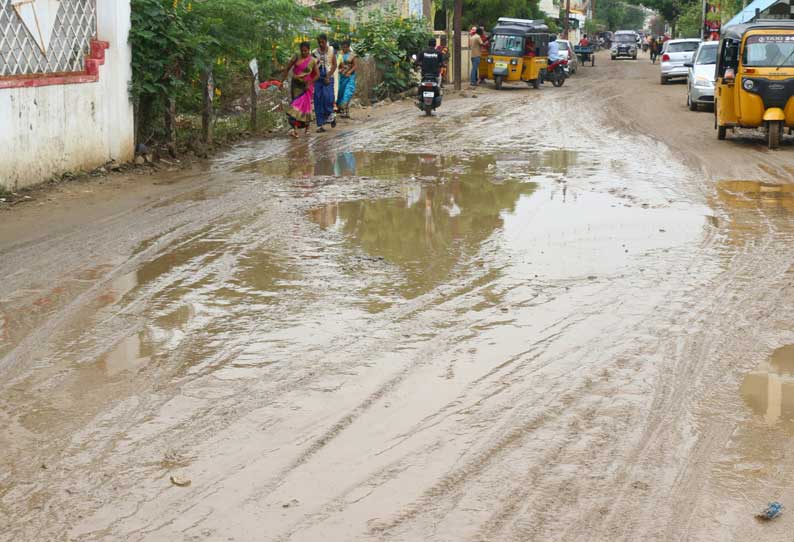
left=0, top=0, right=97, bottom=77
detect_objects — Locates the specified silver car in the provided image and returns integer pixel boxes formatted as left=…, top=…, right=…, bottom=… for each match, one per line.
left=612, top=31, right=638, bottom=60
left=660, top=38, right=701, bottom=84
left=686, top=41, right=717, bottom=110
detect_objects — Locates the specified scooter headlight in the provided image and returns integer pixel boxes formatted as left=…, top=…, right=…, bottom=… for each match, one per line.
left=487, top=57, right=493, bottom=64
left=743, top=78, right=755, bottom=91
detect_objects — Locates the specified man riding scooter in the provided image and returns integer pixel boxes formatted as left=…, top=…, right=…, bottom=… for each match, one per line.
left=543, top=34, right=568, bottom=86
left=416, top=39, right=443, bottom=115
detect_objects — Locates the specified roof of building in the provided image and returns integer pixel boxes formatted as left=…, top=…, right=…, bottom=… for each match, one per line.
left=725, top=0, right=783, bottom=27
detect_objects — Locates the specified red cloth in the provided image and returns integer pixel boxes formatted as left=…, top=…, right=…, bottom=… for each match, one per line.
left=259, top=80, right=283, bottom=90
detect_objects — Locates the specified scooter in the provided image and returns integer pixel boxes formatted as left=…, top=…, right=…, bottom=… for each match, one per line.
left=544, top=59, right=568, bottom=87
left=417, top=76, right=442, bottom=116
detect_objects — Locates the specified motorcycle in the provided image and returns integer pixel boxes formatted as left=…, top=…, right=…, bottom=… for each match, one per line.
left=417, top=75, right=442, bottom=116
left=544, top=59, right=568, bottom=87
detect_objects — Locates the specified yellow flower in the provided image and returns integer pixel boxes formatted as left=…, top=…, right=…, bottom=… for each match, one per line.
left=215, top=88, right=222, bottom=97
left=172, top=0, right=178, bottom=9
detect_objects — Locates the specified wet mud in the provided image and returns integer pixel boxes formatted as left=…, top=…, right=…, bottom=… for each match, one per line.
left=3, top=52, right=794, bottom=541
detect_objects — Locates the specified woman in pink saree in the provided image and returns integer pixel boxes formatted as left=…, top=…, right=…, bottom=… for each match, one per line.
left=285, top=42, right=319, bottom=138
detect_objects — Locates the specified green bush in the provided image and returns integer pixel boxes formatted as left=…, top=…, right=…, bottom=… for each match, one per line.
left=354, top=11, right=432, bottom=98
left=129, top=0, right=307, bottom=146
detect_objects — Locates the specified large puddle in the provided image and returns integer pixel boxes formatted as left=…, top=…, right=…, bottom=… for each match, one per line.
left=299, top=151, right=705, bottom=299
left=245, top=149, right=579, bottom=180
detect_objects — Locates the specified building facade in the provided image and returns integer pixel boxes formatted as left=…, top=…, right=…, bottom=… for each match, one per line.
left=0, top=0, right=134, bottom=190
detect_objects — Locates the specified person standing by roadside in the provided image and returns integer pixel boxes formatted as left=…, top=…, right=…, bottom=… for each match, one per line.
left=313, top=34, right=337, bottom=133
left=436, top=36, right=450, bottom=85
left=470, top=27, right=485, bottom=87
left=336, top=40, right=357, bottom=119
left=284, top=42, right=319, bottom=138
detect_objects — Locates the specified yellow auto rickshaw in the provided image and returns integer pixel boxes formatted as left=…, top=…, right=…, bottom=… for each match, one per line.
left=715, top=20, right=794, bottom=148
left=480, top=18, right=550, bottom=90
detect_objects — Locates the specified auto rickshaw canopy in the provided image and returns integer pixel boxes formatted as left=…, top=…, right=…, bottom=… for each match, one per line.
left=721, top=19, right=794, bottom=40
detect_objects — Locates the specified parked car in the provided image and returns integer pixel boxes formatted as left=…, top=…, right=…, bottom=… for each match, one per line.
left=660, top=38, right=701, bottom=84
left=556, top=39, right=579, bottom=74
left=686, top=41, right=718, bottom=111
left=612, top=30, right=638, bottom=60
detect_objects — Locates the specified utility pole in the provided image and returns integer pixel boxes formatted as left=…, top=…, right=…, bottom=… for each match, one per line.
left=454, top=0, right=462, bottom=90
left=564, top=0, right=571, bottom=39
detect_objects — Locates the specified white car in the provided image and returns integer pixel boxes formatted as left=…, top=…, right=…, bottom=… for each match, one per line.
left=556, top=39, right=579, bottom=74
left=660, top=38, right=701, bottom=84
left=686, top=41, right=718, bottom=111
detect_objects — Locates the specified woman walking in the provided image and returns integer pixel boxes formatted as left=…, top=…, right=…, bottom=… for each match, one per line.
left=313, top=34, right=337, bottom=132
left=336, top=40, right=357, bottom=119
left=285, top=42, right=319, bottom=138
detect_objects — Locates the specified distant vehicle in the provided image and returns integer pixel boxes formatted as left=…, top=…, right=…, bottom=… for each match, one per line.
left=686, top=41, right=718, bottom=111
left=612, top=31, right=638, bottom=60
left=556, top=39, right=579, bottom=74
left=660, top=38, right=701, bottom=84
left=715, top=20, right=794, bottom=148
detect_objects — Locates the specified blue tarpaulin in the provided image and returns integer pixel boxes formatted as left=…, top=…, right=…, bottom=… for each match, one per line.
left=725, top=0, right=780, bottom=27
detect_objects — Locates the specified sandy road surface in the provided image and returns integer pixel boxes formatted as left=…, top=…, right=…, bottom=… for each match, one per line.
left=3, top=51, right=794, bottom=542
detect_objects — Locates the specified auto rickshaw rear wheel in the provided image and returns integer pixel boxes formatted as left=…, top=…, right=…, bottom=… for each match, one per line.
left=495, top=76, right=503, bottom=90
left=768, top=121, right=782, bottom=149
left=530, top=75, right=540, bottom=89
left=717, top=125, right=727, bottom=140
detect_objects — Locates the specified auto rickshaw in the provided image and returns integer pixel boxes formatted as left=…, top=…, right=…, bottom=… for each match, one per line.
left=480, top=18, right=550, bottom=90
left=715, top=20, right=794, bottom=148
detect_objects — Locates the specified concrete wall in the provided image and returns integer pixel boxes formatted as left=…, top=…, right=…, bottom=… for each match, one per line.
left=0, top=0, right=134, bottom=191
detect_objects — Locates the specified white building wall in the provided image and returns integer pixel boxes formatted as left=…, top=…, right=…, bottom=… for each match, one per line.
left=0, top=0, right=134, bottom=191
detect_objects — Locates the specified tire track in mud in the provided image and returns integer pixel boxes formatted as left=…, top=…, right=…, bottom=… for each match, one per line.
left=3, top=56, right=773, bottom=542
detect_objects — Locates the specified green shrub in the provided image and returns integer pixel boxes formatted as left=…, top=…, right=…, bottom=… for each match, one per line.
left=354, top=11, right=432, bottom=98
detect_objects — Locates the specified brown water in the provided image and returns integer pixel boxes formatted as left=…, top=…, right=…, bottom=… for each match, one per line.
left=8, top=74, right=794, bottom=542
left=741, top=345, right=794, bottom=434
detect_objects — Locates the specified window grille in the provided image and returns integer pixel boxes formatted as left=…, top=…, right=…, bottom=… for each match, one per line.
left=0, top=0, right=97, bottom=77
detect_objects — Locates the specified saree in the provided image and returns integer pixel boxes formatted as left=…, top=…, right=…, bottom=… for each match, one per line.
left=313, top=45, right=336, bottom=127
left=314, top=66, right=335, bottom=127
left=337, top=52, right=357, bottom=107
left=286, top=55, right=316, bottom=129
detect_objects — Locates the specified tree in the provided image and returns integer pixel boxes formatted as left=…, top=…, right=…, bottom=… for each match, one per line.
left=439, top=0, right=542, bottom=29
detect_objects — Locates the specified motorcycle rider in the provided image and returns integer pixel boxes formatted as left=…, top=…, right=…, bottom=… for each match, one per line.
left=544, top=35, right=562, bottom=84
left=417, top=38, right=443, bottom=82
left=548, top=35, right=561, bottom=63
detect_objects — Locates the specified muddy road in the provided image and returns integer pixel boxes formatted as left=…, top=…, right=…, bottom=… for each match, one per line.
left=3, top=51, right=794, bottom=542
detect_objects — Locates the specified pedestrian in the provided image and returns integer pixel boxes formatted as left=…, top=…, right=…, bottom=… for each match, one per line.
left=479, top=26, right=490, bottom=84
left=285, top=41, right=319, bottom=139
left=470, top=27, right=485, bottom=87
left=436, top=36, right=449, bottom=84
left=313, top=33, right=337, bottom=133
left=650, top=37, right=659, bottom=64
left=336, top=40, right=357, bottom=119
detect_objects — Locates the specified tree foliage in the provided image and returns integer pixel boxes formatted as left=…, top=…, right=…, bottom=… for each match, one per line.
left=129, top=0, right=308, bottom=141
left=591, top=0, right=647, bottom=31
left=353, top=11, right=432, bottom=98
left=438, top=0, right=542, bottom=29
